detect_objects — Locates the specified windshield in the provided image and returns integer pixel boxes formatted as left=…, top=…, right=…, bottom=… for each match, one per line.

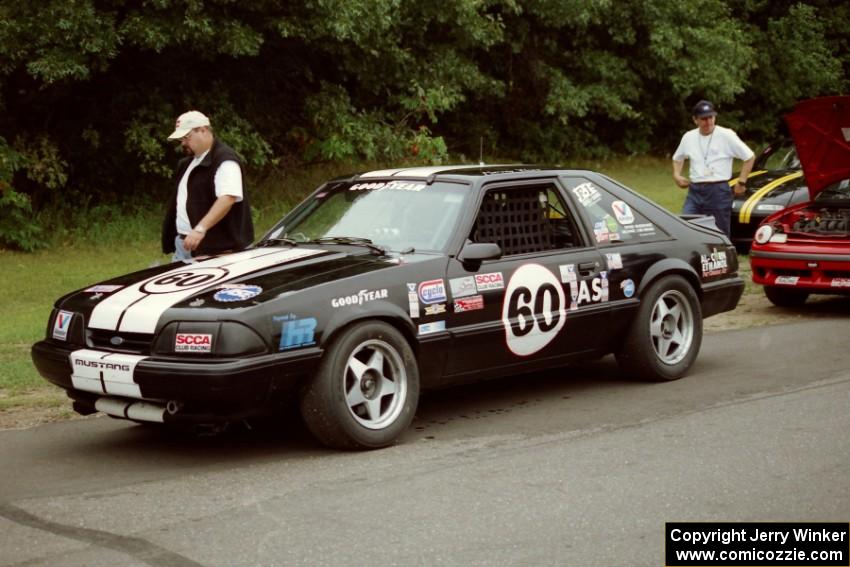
left=265, top=179, right=470, bottom=253
left=756, top=140, right=800, bottom=171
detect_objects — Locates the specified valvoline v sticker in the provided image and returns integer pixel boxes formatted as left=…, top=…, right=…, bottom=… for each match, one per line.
left=53, top=310, right=73, bottom=341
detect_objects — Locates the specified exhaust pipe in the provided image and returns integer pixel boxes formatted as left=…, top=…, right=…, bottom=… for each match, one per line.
left=95, top=397, right=166, bottom=423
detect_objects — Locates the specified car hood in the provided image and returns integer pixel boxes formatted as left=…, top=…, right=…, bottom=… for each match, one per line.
left=61, top=246, right=414, bottom=334
left=785, top=96, right=850, bottom=199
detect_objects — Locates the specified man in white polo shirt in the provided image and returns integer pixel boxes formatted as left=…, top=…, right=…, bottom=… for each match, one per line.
left=161, top=110, right=254, bottom=261
left=672, top=100, right=755, bottom=238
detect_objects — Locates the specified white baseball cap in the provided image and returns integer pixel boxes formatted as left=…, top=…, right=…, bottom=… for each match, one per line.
left=167, top=110, right=210, bottom=139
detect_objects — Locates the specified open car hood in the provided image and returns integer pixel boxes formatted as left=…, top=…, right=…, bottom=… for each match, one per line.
left=785, top=96, right=850, bottom=199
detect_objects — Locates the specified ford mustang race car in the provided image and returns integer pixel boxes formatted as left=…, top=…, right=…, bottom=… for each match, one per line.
left=730, top=139, right=809, bottom=250
left=750, top=96, right=850, bottom=307
left=32, top=166, right=744, bottom=449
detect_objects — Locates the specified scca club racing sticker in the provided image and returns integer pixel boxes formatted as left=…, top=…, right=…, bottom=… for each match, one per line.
left=501, top=264, right=566, bottom=356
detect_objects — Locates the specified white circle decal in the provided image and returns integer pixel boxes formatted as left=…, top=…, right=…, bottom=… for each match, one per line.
left=501, top=264, right=566, bottom=356
left=142, top=268, right=230, bottom=294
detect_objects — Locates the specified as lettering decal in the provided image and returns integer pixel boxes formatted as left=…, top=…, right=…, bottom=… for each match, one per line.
left=501, top=264, right=566, bottom=356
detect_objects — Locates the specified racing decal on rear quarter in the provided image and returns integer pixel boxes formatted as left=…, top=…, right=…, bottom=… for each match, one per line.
left=89, top=248, right=325, bottom=334
left=501, top=264, right=566, bottom=356
left=700, top=249, right=728, bottom=277
left=53, top=310, right=73, bottom=341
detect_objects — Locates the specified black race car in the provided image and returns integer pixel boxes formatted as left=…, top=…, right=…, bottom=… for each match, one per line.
left=730, top=139, right=809, bottom=250
left=32, top=166, right=744, bottom=449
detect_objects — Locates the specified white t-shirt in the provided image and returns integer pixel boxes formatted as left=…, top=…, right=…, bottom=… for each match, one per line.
left=176, top=151, right=244, bottom=235
left=672, top=125, right=754, bottom=182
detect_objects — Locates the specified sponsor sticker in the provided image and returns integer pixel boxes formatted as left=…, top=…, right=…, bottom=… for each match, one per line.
left=349, top=181, right=426, bottom=192
left=611, top=201, right=635, bottom=225
left=621, top=278, right=635, bottom=298
left=418, top=321, right=446, bottom=335
left=407, top=283, right=420, bottom=319
left=701, top=249, right=728, bottom=277
left=454, top=295, right=484, bottom=313
left=559, top=264, right=578, bottom=284
left=84, top=285, right=123, bottom=293
left=831, top=278, right=850, bottom=287
left=214, top=285, right=263, bottom=303
left=474, top=272, right=504, bottom=291
left=502, top=264, right=566, bottom=356
left=572, top=182, right=601, bottom=207
left=418, top=279, right=447, bottom=304
left=274, top=314, right=317, bottom=350
left=606, top=253, right=623, bottom=270
left=332, top=288, right=389, bottom=308
left=575, top=272, right=609, bottom=306
left=53, top=310, right=73, bottom=341
left=594, top=220, right=610, bottom=243
left=424, top=303, right=446, bottom=316
left=450, top=276, right=477, bottom=298
left=175, top=333, right=213, bottom=353
left=776, top=276, right=799, bottom=286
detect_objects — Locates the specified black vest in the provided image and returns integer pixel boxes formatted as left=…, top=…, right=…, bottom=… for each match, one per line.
left=161, top=139, right=254, bottom=255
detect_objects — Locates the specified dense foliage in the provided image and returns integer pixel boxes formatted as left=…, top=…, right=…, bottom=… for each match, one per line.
left=0, top=0, right=846, bottom=249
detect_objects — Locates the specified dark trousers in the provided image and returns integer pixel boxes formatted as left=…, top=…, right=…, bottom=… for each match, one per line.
left=683, top=181, right=732, bottom=237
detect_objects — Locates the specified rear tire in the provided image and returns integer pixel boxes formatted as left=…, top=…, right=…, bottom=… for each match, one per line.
left=616, top=275, right=702, bottom=382
left=300, top=321, right=419, bottom=450
left=763, top=286, right=808, bottom=307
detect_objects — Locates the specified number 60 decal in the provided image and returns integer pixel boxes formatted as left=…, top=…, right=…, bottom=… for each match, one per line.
left=501, top=264, right=566, bottom=356
left=141, top=267, right=230, bottom=294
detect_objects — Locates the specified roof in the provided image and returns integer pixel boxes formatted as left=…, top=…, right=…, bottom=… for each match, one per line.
left=357, top=164, right=550, bottom=179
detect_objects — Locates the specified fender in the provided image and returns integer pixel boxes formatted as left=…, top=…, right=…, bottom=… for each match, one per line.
left=637, top=258, right=702, bottom=297
left=321, top=300, right=418, bottom=350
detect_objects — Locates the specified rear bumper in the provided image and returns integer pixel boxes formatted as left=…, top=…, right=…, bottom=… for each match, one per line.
left=31, top=340, right=322, bottom=422
left=701, top=277, right=745, bottom=318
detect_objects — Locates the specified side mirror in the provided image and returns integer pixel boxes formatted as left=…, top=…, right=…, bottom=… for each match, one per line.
left=458, top=242, right=502, bottom=263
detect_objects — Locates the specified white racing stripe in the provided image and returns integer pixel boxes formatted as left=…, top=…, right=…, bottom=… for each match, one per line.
left=70, top=349, right=149, bottom=398
left=89, top=248, right=326, bottom=333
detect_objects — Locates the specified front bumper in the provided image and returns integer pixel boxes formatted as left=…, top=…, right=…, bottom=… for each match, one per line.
left=750, top=249, right=850, bottom=292
left=31, top=340, right=322, bottom=422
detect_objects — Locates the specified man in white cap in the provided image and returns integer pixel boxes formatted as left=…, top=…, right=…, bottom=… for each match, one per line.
left=672, top=100, right=754, bottom=238
left=161, top=110, right=254, bottom=261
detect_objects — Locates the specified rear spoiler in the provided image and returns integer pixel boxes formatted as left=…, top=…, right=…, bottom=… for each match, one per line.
left=680, top=214, right=722, bottom=232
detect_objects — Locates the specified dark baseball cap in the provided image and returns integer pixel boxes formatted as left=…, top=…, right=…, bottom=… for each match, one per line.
left=692, top=100, right=717, bottom=118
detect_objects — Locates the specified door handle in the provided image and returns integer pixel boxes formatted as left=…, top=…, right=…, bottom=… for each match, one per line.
left=578, top=261, right=598, bottom=275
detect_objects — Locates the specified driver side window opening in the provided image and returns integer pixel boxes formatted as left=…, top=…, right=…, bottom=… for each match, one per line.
left=470, top=185, right=583, bottom=255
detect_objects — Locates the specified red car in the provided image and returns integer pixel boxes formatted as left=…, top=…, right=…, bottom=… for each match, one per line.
left=750, top=96, right=850, bottom=306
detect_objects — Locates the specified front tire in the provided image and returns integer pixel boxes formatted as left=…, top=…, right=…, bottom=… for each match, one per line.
left=616, top=275, right=702, bottom=381
left=763, top=286, right=808, bottom=307
left=300, top=321, right=419, bottom=449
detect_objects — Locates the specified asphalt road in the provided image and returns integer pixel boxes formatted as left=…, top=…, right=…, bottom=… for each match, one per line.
left=1, top=318, right=849, bottom=566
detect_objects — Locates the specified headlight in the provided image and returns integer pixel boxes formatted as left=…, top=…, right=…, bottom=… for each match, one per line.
left=152, top=321, right=267, bottom=356
left=754, top=225, right=773, bottom=244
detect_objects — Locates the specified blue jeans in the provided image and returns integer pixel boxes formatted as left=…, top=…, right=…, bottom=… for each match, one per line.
left=172, top=235, right=194, bottom=263
left=683, top=181, right=732, bottom=237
